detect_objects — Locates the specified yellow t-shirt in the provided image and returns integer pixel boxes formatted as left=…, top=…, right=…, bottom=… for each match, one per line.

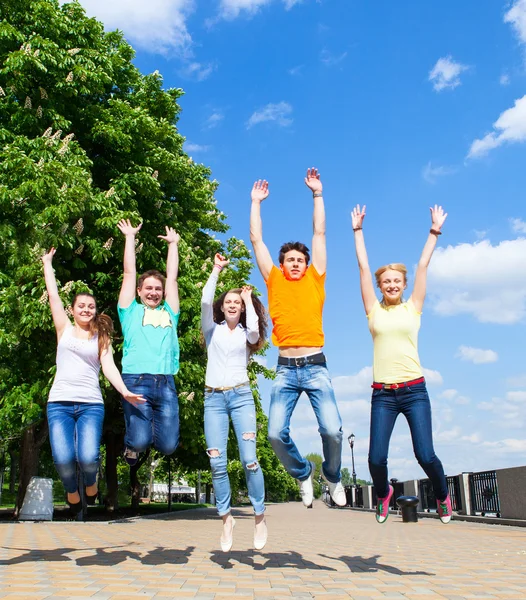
left=367, top=298, right=423, bottom=384
left=266, top=265, right=325, bottom=347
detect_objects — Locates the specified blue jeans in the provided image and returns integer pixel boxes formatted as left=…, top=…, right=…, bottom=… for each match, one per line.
left=204, top=384, right=265, bottom=516
left=268, top=363, right=343, bottom=483
left=47, top=402, right=104, bottom=493
left=368, top=382, right=448, bottom=500
left=121, top=374, right=179, bottom=455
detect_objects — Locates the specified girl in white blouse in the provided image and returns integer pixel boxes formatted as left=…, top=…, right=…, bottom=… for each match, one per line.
left=201, top=253, right=268, bottom=552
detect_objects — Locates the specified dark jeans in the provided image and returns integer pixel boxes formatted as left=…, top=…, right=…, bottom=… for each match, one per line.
left=47, top=401, right=104, bottom=493
left=121, top=374, right=179, bottom=455
left=368, top=382, right=448, bottom=500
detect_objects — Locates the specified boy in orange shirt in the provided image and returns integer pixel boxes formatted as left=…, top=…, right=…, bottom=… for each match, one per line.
left=250, top=168, right=345, bottom=508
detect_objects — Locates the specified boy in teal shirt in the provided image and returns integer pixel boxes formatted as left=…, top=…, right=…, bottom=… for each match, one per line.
left=117, top=219, right=181, bottom=465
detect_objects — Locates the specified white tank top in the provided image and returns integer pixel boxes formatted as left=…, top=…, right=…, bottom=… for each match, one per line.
left=48, top=326, right=103, bottom=404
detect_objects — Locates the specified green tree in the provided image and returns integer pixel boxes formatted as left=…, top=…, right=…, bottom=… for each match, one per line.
left=0, top=0, right=291, bottom=513
left=340, top=467, right=351, bottom=487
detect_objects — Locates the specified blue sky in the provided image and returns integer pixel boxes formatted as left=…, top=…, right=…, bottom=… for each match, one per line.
left=74, top=0, right=526, bottom=483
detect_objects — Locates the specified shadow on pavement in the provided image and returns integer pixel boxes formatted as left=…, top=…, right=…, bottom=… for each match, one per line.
left=210, top=549, right=337, bottom=571
left=319, top=553, right=435, bottom=576
left=0, top=544, right=196, bottom=567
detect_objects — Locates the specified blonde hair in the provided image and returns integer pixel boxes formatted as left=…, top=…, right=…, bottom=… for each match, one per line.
left=374, top=263, right=408, bottom=289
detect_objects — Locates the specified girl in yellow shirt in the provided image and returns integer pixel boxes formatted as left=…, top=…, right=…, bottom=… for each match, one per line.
left=352, top=204, right=452, bottom=525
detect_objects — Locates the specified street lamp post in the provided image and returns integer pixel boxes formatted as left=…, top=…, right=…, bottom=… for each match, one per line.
left=348, top=433, right=357, bottom=486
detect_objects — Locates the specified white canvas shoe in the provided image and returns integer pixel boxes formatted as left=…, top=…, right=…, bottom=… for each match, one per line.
left=322, top=469, right=347, bottom=507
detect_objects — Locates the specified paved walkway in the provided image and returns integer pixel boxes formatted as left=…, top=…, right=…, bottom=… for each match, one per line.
left=0, top=501, right=525, bottom=599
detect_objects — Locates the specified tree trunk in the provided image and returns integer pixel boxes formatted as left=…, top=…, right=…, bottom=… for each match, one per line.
left=8, top=448, right=18, bottom=494
left=104, top=432, right=121, bottom=513
left=205, top=482, right=211, bottom=504
left=130, top=448, right=150, bottom=511
left=14, top=422, right=48, bottom=518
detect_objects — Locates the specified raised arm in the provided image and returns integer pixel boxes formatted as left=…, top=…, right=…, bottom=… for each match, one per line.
left=117, top=219, right=142, bottom=309
left=42, top=248, right=70, bottom=340
left=201, top=253, right=228, bottom=343
left=100, top=346, right=145, bottom=406
left=351, top=205, right=377, bottom=315
left=240, top=285, right=259, bottom=345
left=305, top=167, right=326, bottom=276
left=410, top=205, right=447, bottom=313
left=158, top=226, right=180, bottom=314
left=250, top=180, right=274, bottom=281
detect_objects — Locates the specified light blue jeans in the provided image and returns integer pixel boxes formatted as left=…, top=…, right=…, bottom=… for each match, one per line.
left=268, top=363, right=343, bottom=483
left=47, top=401, right=104, bottom=493
left=204, top=384, right=265, bottom=516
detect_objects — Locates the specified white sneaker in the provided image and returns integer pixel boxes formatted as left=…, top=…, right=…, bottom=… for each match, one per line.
left=322, top=470, right=347, bottom=507
left=298, top=463, right=314, bottom=507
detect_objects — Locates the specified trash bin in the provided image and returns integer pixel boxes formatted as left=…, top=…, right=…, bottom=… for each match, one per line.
left=396, top=495, right=419, bottom=523
left=19, top=477, right=54, bottom=521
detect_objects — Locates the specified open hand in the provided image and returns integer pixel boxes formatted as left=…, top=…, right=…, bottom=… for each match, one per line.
left=214, top=253, right=229, bottom=269
left=123, top=390, right=146, bottom=406
left=42, top=247, right=56, bottom=264
left=251, top=180, right=269, bottom=203
left=304, top=167, right=322, bottom=194
left=117, top=219, right=142, bottom=237
left=430, top=205, right=447, bottom=231
left=240, top=285, right=253, bottom=305
left=351, top=204, right=366, bottom=230
left=158, top=226, right=180, bottom=245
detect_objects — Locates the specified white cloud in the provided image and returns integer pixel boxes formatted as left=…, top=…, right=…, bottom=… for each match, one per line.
left=456, top=345, right=498, bottom=364
left=510, top=217, right=526, bottom=233
left=185, top=142, right=210, bottom=153
left=332, top=367, right=373, bottom=397
left=203, top=111, right=224, bottom=130
left=428, top=55, right=468, bottom=92
left=467, top=95, right=526, bottom=158
left=246, top=102, right=293, bottom=129
left=504, top=0, right=526, bottom=44
left=422, top=368, right=443, bottom=386
left=68, top=0, right=194, bottom=54
left=213, top=0, right=302, bottom=21
left=179, top=61, right=216, bottom=81
left=428, top=238, right=526, bottom=324
left=320, top=48, right=348, bottom=67
left=288, top=65, right=303, bottom=76
left=439, top=388, right=458, bottom=400
left=507, top=374, right=526, bottom=388
left=508, top=390, right=526, bottom=403
left=500, top=73, right=511, bottom=86
left=422, top=162, right=457, bottom=184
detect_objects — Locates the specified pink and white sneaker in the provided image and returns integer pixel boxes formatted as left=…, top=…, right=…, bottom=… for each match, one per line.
left=437, top=495, right=452, bottom=524
left=376, top=484, right=394, bottom=524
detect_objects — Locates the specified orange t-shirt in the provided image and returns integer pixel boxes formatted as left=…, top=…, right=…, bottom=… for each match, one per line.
left=266, top=265, right=326, bottom=348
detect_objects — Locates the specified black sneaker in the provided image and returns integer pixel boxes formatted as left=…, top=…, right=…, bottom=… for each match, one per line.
left=123, top=447, right=139, bottom=466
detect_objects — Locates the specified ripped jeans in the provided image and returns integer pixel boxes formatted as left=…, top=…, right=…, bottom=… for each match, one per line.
left=204, top=384, right=265, bottom=516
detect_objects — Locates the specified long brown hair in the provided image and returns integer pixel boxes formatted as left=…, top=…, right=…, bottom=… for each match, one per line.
left=72, top=293, right=114, bottom=357
left=212, top=289, right=268, bottom=353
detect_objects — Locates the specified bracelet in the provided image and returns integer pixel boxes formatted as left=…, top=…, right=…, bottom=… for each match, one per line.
left=213, top=264, right=223, bottom=271
left=430, top=228, right=442, bottom=236
left=313, top=192, right=323, bottom=198
left=353, top=227, right=362, bottom=232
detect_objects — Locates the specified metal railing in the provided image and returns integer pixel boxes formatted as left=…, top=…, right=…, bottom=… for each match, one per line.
left=446, top=475, right=462, bottom=512
left=469, top=470, right=500, bottom=516
left=419, top=478, right=436, bottom=511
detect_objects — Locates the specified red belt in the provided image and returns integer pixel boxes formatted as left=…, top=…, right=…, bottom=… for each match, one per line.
left=371, top=377, right=425, bottom=390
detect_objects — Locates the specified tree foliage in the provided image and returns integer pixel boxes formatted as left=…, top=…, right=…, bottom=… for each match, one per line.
left=0, top=0, right=296, bottom=508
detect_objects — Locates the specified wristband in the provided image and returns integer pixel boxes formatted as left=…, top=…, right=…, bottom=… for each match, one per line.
left=213, top=264, right=223, bottom=271
left=313, top=192, right=323, bottom=198
left=353, top=227, right=362, bottom=232
left=430, top=228, right=442, bottom=236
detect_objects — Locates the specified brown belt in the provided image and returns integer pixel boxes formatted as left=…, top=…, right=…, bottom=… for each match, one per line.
left=204, top=381, right=250, bottom=393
